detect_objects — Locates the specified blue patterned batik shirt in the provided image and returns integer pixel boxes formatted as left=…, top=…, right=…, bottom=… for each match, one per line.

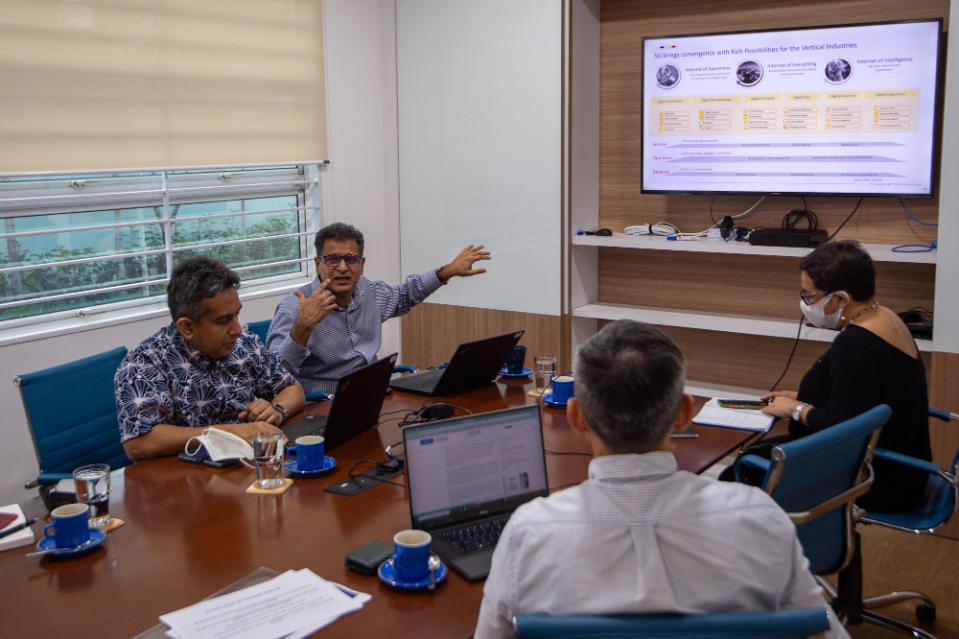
left=114, top=323, right=296, bottom=443
left=266, top=272, right=442, bottom=395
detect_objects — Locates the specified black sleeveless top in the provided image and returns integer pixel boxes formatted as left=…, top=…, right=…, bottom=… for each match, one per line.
left=793, top=325, right=931, bottom=512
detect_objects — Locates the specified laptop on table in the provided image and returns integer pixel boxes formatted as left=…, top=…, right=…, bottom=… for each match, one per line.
left=388, top=330, right=524, bottom=397
left=402, top=403, right=548, bottom=581
left=282, top=352, right=397, bottom=450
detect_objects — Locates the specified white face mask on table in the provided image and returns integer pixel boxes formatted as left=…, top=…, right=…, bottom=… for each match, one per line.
left=185, top=427, right=254, bottom=461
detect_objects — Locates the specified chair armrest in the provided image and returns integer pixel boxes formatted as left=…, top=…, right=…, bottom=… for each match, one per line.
left=304, top=391, right=329, bottom=403
left=928, top=407, right=958, bottom=422
left=37, top=473, right=73, bottom=485
left=735, top=454, right=771, bottom=483
left=872, top=448, right=943, bottom=476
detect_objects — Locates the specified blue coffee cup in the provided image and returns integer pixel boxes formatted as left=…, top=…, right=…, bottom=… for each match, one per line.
left=393, top=529, right=431, bottom=581
left=288, top=435, right=325, bottom=471
left=43, top=503, right=91, bottom=549
left=551, top=376, right=575, bottom=404
left=506, top=345, right=527, bottom=375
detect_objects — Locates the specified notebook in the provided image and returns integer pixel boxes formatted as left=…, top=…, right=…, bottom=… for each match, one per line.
left=388, top=331, right=523, bottom=396
left=403, top=403, right=548, bottom=581
left=283, top=353, right=397, bottom=450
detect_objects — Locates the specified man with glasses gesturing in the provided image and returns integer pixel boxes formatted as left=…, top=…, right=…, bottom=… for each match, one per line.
left=266, top=222, right=489, bottom=396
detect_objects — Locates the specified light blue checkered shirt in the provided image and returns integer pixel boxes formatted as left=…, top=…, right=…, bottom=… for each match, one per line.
left=266, top=271, right=442, bottom=394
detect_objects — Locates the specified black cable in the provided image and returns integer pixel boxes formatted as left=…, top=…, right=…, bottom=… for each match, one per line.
left=769, top=316, right=804, bottom=393
left=709, top=195, right=718, bottom=226
left=827, top=197, right=864, bottom=240
left=347, top=460, right=407, bottom=488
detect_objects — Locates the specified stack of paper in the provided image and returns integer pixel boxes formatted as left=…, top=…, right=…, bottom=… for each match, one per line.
left=692, top=399, right=776, bottom=432
left=160, top=569, right=370, bottom=639
left=0, top=504, right=35, bottom=553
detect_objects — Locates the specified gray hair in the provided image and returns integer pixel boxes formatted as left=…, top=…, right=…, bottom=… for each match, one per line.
left=575, top=320, right=686, bottom=453
left=314, top=222, right=365, bottom=256
left=167, top=256, right=240, bottom=322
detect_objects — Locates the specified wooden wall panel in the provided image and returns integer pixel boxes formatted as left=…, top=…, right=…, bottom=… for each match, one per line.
left=595, top=321, right=932, bottom=393
left=597, top=248, right=936, bottom=320
left=599, top=0, right=948, bottom=242
left=928, top=351, right=959, bottom=539
left=401, top=303, right=563, bottom=371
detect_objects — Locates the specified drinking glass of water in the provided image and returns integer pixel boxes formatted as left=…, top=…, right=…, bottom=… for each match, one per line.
left=533, top=354, right=557, bottom=395
left=73, top=463, right=111, bottom=528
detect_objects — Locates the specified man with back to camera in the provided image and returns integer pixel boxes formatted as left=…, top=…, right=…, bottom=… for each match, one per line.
left=266, top=222, right=490, bottom=395
left=115, top=256, right=305, bottom=461
left=473, top=320, right=847, bottom=639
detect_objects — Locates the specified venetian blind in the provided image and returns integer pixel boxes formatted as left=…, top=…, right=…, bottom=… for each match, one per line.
left=0, top=0, right=327, bottom=172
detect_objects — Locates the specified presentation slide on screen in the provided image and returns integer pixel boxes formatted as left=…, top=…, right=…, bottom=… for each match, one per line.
left=642, top=21, right=940, bottom=195
left=408, top=416, right=546, bottom=522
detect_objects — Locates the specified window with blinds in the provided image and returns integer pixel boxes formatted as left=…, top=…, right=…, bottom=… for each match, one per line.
left=0, top=163, right=322, bottom=324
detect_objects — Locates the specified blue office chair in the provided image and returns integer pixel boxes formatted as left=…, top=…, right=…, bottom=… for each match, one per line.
left=15, top=347, right=131, bottom=492
left=736, top=405, right=908, bottom=635
left=514, top=608, right=830, bottom=638
left=246, top=319, right=271, bottom=344
left=853, top=407, right=959, bottom=632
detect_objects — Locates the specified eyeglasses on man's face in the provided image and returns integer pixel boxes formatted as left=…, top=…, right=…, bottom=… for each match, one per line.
left=320, top=253, right=362, bottom=268
left=799, top=288, right=831, bottom=304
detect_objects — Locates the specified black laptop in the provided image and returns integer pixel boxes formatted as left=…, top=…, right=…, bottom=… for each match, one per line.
left=403, top=404, right=548, bottom=581
left=388, top=330, right=523, bottom=396
left=282, top=353, right=397, bottom=450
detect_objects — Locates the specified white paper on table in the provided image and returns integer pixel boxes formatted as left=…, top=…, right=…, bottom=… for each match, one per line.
left=692, top=398, right=776, bottom=432
left=160, top=569, right=369, bottom=639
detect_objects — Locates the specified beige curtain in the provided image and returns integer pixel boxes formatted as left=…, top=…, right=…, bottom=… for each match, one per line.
left=0, top=0, right=327, bottom=173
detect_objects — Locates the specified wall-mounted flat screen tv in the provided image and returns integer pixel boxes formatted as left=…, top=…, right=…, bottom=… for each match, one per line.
left=641, top=19, right=943, bottom=197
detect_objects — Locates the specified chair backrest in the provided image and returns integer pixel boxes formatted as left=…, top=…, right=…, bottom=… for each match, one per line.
left=762, top=404, right=890, bottom=575
left=513, top=608, right=829, bottom=639
left=246, top=319, right=271, bottom=344
left=15, top=346, right=131, bottom=481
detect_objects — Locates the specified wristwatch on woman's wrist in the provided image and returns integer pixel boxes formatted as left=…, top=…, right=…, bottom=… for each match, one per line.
left=272, top=403, right=288, bottom=421
left=791, top=402, right=810, bottom=423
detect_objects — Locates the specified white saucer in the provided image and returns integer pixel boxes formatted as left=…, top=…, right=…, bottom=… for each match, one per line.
left=377, top=557, right=448, bottom=591
left=35, top=527, right=106, bottom=557
left=287, top=456, right=337, bottom=476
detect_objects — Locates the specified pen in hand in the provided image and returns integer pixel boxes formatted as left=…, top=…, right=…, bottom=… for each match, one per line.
left=0, top=518, right=36, bottom=540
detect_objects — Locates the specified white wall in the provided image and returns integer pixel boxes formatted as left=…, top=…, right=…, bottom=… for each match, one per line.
left=0, top=0, right=402, bottom=506
left=396, top=0, right=563, bottom=315
left=324, top=0, right=402, bottom=353
left=933, top=2, right=959, bottom=354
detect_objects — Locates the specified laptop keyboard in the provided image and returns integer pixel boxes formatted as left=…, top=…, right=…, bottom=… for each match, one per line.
left=440, top=516, right=508, bottom=553
left=393, top=369, right=443, bottom=393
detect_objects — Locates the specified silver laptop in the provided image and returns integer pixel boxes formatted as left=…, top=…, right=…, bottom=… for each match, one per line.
left=403, top=404, right=548, bottom=581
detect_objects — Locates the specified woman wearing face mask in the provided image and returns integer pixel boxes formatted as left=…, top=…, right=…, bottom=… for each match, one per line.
left=758, top=239, right=931, bottom=512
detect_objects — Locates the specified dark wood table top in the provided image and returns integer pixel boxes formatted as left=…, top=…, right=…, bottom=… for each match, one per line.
left=0, top=379, right=757, bottom=639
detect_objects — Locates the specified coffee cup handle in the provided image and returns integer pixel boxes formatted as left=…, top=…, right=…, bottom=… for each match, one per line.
left=43, top=523, right=56, bottom=538
left=287, top=445, right=297, bottom=457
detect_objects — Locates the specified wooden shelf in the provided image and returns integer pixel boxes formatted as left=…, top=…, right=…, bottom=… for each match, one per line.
left=572, top=302, right=934, bottom=352
left=572, top=233, right=937, bottom=264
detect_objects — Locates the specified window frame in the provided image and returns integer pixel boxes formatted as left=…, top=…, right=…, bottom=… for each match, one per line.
left=0, top=161, right=324, bottom=331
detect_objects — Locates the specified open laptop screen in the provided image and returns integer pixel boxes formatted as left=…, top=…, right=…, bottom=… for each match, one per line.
left=404, top=404, right=548, bottom=531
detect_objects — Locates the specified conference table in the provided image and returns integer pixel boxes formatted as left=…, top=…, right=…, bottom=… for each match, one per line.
left=0, top=377, right=758, bottom=638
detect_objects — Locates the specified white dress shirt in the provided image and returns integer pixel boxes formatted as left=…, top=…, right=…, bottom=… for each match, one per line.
left=474, top=451, right=848, bottom=639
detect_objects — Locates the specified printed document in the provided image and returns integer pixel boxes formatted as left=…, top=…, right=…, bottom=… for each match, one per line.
left=160, top=569, right=370, bottom=639
left=693, top=399, right=776, bottom=432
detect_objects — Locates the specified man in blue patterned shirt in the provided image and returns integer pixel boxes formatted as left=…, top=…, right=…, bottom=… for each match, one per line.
left=115, top=257, right=305, bottom=461
left=266, top=223, right=490, bottom=395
